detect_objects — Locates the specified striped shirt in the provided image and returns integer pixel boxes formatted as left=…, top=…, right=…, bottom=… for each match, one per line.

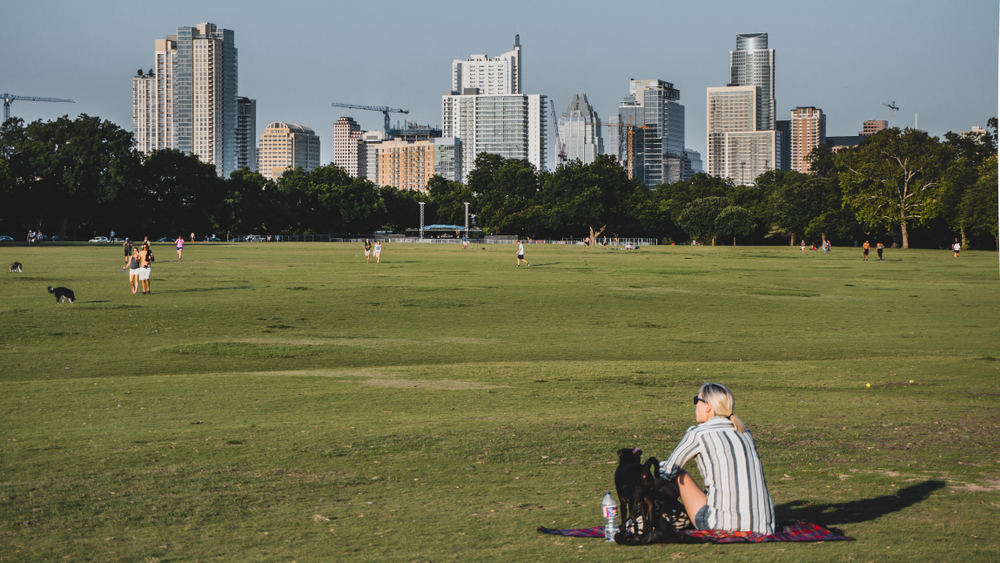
left=658, top=417, right=775, bottom=534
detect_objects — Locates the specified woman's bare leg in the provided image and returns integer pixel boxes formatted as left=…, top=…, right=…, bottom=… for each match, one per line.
left=658, top=469, right=708, bottom=524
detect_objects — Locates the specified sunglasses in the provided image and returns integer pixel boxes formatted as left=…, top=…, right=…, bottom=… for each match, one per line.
left=693, top=396, right=708, bottom=406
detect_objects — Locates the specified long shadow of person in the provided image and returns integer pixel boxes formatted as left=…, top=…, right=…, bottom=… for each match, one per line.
left=775, top=480, right=946, bottom=526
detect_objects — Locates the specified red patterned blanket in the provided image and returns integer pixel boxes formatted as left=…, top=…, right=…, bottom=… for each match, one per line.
left=537, top=522, right=853, bottom=543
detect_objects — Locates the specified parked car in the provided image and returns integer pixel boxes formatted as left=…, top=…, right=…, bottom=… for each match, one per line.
left=110, top=237, right=124, bottom=243
left=88, top=236, right=110, bottom=243
left=157, top=237, right=169, bottom=242
left=229, top=237, right=243, bottom=242
left=50, top=235, right=64, bottom=241
left=0, top=236, right=13, bottom=242
left=204, top=235, right=222, bottom=242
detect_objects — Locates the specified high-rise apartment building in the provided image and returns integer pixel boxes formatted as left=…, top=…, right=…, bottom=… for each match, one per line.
left=333, top=116, right=363, bottom=177
left=617, top=79, right=686, bottom=186
left=557, top=93, right=603, bottom=165
left=605, top=115, right=620, bottom=160
left=236, top=97, right=256, bottom=172
left=860, top=120, right=887, bottom=136
left=790, top=107, right=826, bottom=174
left=775, top=120, right=791, bottom=171
left=132, top=22, right=238, bottom=177
left=706, top=85, right=778, bottom=186
left=442, top=93, right=547, bottom=181
left=371, top=137, right=461, bottom=193
left=729, top=32, right=775, bottom=130
left=132, top=37, right=178, bottom=155
left=257, top=122, right=321, bottom=181
left=452, top=36, right=521, bottom=95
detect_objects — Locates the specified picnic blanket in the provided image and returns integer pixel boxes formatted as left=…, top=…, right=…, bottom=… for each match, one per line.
left=537, top=522, right=853, bottom=543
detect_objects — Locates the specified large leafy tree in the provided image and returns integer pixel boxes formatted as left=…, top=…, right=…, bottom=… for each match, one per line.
left=716, top=205, right=756, bottom=245
left=427, top=174, right=474, bottom=226
left=468, top=154, right=541, bottom=236
left=835, top=128, right=952, bottom=248
left=137, top=149, right=224, bottom=239
left=1, top=114, right=140, bottom=238
left=675, top=196, right=733, bottom=245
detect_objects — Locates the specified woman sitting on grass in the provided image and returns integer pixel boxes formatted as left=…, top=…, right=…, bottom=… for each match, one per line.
left=656, top=382, right=775, bottom=534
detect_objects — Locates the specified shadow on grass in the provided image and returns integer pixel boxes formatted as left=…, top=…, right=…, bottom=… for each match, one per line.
left=524, top=262, right=561, bottom=267
left=776, top=479, right=945, bottom=526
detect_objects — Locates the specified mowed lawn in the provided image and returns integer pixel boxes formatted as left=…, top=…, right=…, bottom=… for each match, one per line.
left=1, top=241, right=998, bottom=562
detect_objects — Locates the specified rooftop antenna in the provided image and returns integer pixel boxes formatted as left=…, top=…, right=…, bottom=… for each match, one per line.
left=882, top=101, right=899, bottom=128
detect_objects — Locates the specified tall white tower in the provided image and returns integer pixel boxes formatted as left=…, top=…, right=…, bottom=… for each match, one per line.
left=729, top=32, right=775, bottom=130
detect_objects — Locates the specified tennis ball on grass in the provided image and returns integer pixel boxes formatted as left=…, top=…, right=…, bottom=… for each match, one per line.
left=909, top=380, right=914, bottom=384
left=866, top=383, right=871, bottom=388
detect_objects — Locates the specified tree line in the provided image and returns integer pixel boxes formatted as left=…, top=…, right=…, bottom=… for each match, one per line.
left=1, top=114, right=996, bottom=249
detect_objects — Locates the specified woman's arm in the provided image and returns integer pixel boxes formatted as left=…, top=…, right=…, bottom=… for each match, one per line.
left=658, top=426, right=702, bottom=481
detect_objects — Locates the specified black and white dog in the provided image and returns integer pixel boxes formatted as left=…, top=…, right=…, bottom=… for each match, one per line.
left=9, top=262, right=22, bottom=272
left=48, top=286, right=76, bottom=303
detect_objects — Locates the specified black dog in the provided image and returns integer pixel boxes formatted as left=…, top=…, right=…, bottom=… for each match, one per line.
left=614, top=448, right=659, bottom=535
left=48, top=286, right=75, bottom=303
left=9, top=262, right=22, bottom=273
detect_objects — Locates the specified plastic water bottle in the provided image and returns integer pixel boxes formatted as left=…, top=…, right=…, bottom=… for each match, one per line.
left=601, top=491, right=618, bottom=542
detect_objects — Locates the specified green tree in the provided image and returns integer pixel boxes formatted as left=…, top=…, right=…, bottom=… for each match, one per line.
left=427, top=175, right=473, bottom=226
left=675, top=196, right=733, bottom=245
left=835, top=128, right=952, bottom=248
left=468, top=154, right=541, bottom=235
left=138, top=149, right=224, bottom=238
left=716, top=205, right=756, bottom=245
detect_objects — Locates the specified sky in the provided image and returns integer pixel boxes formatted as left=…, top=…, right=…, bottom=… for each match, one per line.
left=3, top=0, right=997, bottom=168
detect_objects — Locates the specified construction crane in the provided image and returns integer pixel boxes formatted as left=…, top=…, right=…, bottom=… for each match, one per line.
left=882, top=101, right=899, bottom=128
left=597, top=116, right=647, bottom=180
left=330, top=102, right=409, bottom=137
left=3, top=93, right=75, bottom=122
left=548, top=99, right=567, bottom=165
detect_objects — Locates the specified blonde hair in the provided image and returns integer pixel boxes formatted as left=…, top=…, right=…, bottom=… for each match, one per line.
left=700, top=382, right=747, bottom=433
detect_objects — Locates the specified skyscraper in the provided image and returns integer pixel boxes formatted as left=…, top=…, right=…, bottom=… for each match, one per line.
left=236, top=97, right=256, bottom=172
left=452, top=36, right=521, bottom=95
left=333, top=116, right=363, bottom=177
left=557, top=93, right=602, bottom=165
left=617, top=79, right=686, bottom=186
left=441, top=93, right=547, bottom=181
left=132, top=22, right=239, bottom=177
left=706, top=85, right=777, bottom=185
left=790, top=107, right=826, bottom=174
left=257, top=122, right=321, bottom=181
left=442, top=36, right=546, bottom=181
left=729, top=33, right=775, bottom=130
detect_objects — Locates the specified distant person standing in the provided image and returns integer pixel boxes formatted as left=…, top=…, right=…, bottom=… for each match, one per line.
left=800, top=239, right=806, bottom=252
left=462, top=235, right=468, bottom=249
left=516, top=239, right=529, bottom=267
left=364, top=238, right=372, bottom=263
left=374, top=240, right=382, bottom=263
left=175, top=236, right=185, bottom=260
left=953, top=238, right=961, bottom=257
left=123, top=239, right=133, bottom=264
left=876, top=242, right=885, bottom=261
left=138, top=243, right=153, bottom=294
left=190, top=232, right=195, bottom=243
left=862, top=240, right=870, bottom=261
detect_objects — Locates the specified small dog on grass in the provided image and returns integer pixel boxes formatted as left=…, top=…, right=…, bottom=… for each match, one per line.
left=614, top=448, right=659, bottom=535
left=48, top=286, right=75, bottom=303
left=9, top=262, right=22, bottom=272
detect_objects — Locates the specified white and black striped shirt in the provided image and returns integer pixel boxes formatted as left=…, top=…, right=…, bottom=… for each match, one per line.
left=658, top=417, right=775, bottom=534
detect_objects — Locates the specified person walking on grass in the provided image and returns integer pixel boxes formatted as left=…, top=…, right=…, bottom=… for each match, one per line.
left=953, top=238, right=961, bottom=257
left=138, top=243, right=153, bottom=294
left=175, top=235, right=184, bottom=261
left=127, top=248, right=141, bottom=294
left=364, top=238, right=372, bottom=263
left=516, top=239, right=529, bottom=267
left=374, top=240, right=382, bottom=263
left=862, top=240, right=870, bottom=261
left=876, top=242, right=885, bottom=262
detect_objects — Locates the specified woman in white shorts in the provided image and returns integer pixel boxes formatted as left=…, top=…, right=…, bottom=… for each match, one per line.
left=127, top=248, right=141, bottom=294
left=374, top=240, right=382, bottom=263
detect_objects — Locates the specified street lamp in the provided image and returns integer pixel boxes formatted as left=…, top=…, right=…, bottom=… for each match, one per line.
left=419, top=202, right=425, bottom=240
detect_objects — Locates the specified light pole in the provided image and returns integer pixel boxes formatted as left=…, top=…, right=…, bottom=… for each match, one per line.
left=419, top=202, right=425, bottom=240
left=464, top=202, right=470, bottom=237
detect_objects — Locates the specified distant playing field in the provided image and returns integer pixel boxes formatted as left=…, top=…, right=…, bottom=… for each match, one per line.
left=1, top=242, right=998, bottom=562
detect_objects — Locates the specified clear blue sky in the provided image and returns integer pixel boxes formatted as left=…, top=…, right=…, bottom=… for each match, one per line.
left=3, top=0, right=997, bottom=168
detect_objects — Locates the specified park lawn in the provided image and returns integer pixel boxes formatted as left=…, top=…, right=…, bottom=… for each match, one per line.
left=1, top=241, right=998, bottom=562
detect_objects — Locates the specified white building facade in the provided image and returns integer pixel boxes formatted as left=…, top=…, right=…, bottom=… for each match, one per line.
left=557, top=92, right=603, bottom=165
left=132, top=22, right=239, bottom=177
left=452, top=36, right=521, bottom=95
left=442, top=93, right=547, bottom=181
left=333, top=116, right=363, bottom=177
left=706, top=85, right=778, bottom=186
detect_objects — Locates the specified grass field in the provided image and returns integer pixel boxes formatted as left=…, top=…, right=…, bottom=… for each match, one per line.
left=1, top=241, right=998, bottom=562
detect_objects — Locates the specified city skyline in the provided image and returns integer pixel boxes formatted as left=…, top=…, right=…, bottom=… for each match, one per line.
left=2, top=0, right=996, bottom=171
